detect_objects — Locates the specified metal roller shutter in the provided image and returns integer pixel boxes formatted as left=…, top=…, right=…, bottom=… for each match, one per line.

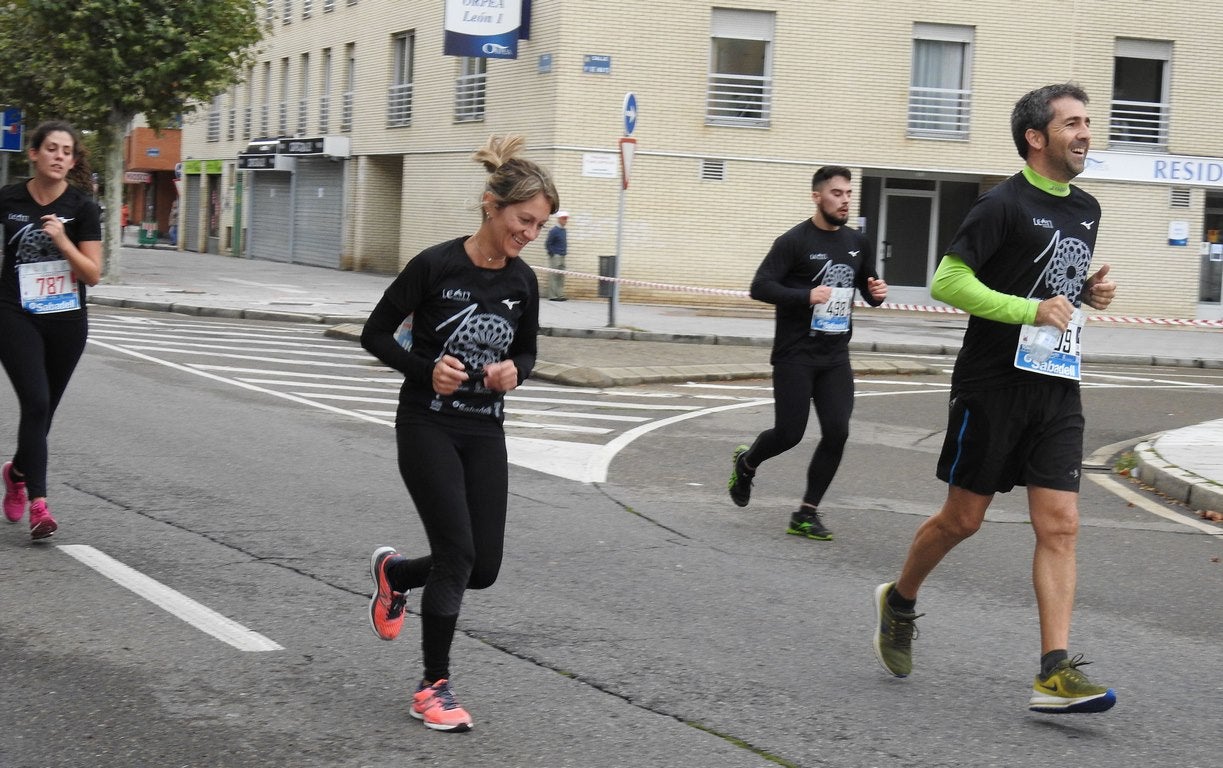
left=290, top=159, right=344, bottom=268
left=248, top=172, right=293, bottom=263
left=183, top=175, right=201, bottom=252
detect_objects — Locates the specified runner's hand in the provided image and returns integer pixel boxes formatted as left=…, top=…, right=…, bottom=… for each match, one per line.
left=40, top=214, right=66, bottom=245
left=1035, top=295, right=1076, bottom=331
left=867, top=277, right=888, bottom=302
left=809, top=285, right=832, bottom=305
left=1081, top=264, right=1116, bottom=310
left=482, top=360, right=519, bottom=392
left=432, top=355, right=468, bottom=395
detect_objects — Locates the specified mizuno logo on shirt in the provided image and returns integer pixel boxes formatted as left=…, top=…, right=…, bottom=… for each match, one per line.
left=848, top=250, right=860, bottom=258
left=501, top=299, right=521, bottom=309
left=1080, top=220, right=1096, bottom=230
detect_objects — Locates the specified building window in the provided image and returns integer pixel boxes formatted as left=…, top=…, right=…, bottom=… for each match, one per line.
left=1111, top=39, right=1171, bottom=150
left=260, top=61, right=271, bottom=136
left=282, top=0, right=292, bottom=25
left=388, top=32, right=415, bottom=128
left=206, top=95, right=222, bottom=142
left=341, top=44, right=355, bottom=132
left=303, top=0, right=312, bottom=19
left=227, top=86, right=237, bottom=141
left=298, top=53, right=310, bottom=136
left=243, top=70, right=253, bottom=140
left=319, top=49, right=332, bottom=134
left=265, top=0, right=275, bottom=27
left=908, top=23, right=973, bottom=140
left=705, top=9, right=774, bottom=127
left=324, top=0, right=335, bottom=11
left=455, top=56, right=486, bottom=123
left=279, top=58, right=289, bottom=135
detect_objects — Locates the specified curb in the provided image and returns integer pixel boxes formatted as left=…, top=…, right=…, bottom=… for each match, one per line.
left=88, top=296, right=367, bottom=326
left=1133, top=439, right=1223, bottom=514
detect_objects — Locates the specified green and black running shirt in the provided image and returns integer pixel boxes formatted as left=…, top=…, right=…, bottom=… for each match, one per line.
left=947, top=171, right=1101, bottom=389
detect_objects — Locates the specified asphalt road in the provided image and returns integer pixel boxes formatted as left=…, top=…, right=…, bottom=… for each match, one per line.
left=1, top=310, right=1220, bottom=768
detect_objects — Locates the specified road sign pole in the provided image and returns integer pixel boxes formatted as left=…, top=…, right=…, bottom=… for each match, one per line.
left=610, top=184, right=625, bottom=327
left=609, top=93, right=638, bottom=328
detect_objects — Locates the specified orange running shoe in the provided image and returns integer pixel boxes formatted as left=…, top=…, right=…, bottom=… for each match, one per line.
left=3, top=461, right=27, bottom=523
left=411, top=679, right=473, bottom=732
left=368, top=546, right=408, bottom=641
left=28, top=499, right=57, bottom=540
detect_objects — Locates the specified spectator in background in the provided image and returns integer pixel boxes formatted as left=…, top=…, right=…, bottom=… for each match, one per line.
left=545, top=210, right=569, bottom=301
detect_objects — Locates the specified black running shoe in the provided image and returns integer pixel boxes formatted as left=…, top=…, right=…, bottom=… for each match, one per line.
left=728, top=445, right=754, bottom=507
left=786, top=507, right=832, bottom=540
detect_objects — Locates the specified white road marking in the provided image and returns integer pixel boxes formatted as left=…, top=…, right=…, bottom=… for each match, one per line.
left=88, top=335, right=369, bottom=359
left=505, top=407, right=648, bottom=423
left=504, top=420, right=612, bottom=435
left=91, top=329, right=353, bottom=351
left=97, top=343, right=376, bottom=369
left=57, top=545, right=283, bottom=652
left=1087, top=474, right=1223, bottom=538
left=87, top=339, right=394, bottom=427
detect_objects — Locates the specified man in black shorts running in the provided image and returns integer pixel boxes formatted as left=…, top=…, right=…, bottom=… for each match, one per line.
left=871, top=83, right=1119, bottom=714
left=727, top=166, right=887, bottom=540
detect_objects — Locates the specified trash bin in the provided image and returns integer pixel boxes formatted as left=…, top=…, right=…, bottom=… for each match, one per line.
left=138, top=221, right=159, bottom=247
left=598, top=255, right=613, bottom=298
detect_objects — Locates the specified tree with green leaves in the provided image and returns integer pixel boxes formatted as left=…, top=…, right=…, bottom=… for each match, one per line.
left=0, top=0, right=262, bottom=280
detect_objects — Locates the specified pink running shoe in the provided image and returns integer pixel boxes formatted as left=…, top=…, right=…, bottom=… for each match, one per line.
left=28, top=499, right=57, bottom=540
left=3, top=461, right=27, bottom=523
left=369, top=546, right=408, bottom=641
left=411, top=679, right=473, bottom=732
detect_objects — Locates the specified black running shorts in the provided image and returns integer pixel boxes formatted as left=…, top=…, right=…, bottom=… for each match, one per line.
left=935, top=380, right=1084, bottom=494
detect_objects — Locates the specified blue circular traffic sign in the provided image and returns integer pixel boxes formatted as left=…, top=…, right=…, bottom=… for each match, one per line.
left=623, top=93, right=637, bottom=136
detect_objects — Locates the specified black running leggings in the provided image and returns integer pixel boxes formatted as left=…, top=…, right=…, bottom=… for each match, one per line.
left=0, top=307, right=88, bottom=499
left=389, top=416, right=508, bottom=682
left=744, top=361, right=854, bottom=508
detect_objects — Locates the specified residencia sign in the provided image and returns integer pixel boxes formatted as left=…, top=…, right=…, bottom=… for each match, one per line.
left=1079, top=149, right=1223, bottom=188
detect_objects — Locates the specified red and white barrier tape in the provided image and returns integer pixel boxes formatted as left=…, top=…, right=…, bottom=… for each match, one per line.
left=533, top=266, right=1223, bottom=329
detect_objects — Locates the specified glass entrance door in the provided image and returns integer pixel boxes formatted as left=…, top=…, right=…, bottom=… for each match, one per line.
left=1202, top=203, right=1223, bottom=304
left=880, top=192, right=935, bottom=287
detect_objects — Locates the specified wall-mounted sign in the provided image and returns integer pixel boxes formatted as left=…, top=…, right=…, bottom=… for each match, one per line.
left=582, top=153, right=618, bottom=179
left=123, top=171, right=152, bottom=184
left=1168, top=220, right=1189, bottom=246
left=443, top=0, right=522, bottom=59
left=1081, top=150, right=1223, bottom=188
left=277, top=136, right=351, bottom=157
left=583, top=55, right=611, bottom=74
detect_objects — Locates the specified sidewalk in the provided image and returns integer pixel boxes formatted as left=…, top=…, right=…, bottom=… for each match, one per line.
left=87, top=246, right=1223, bottom=515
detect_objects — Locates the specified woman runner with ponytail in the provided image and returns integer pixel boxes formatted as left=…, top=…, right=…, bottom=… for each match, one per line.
left=361, top=135, right=559, bottom=732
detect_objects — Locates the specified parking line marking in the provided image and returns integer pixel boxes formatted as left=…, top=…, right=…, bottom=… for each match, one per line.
left=57, top=545, right=284, bottom=652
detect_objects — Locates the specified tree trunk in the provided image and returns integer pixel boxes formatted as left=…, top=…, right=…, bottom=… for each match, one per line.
left=101, top=110, right=130, bottom=283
